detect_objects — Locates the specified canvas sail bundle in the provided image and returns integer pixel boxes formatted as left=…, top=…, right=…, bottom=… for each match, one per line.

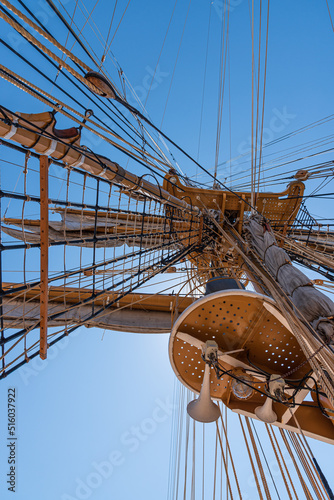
left=246, top=215, right=334, bottom=345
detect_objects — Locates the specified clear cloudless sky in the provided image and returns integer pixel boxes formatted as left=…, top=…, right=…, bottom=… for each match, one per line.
left=0, top=1, right=334, bottom=499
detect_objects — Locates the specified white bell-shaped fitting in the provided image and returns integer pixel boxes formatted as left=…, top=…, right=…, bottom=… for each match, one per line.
left=187, top=364, right=221, bottom=423
left=255, top=397, right=277, bottom=423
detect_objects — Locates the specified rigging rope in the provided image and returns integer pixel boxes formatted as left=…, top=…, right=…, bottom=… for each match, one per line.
left=251, top=0, right=255, bottom=209
left=212, top=113, right=334, bottom=183
left=196, top=1, right=211, bottom=163
left=288, top=432, right=326, bottom=500
left=183, top=392, right=191, bottom=500
left=265, top=424, right=294, bottom=500
left=45, top=0, right=101, bottom=68
left=0, top=69, right=167, bottom=176
left=100, top=0, right=118, bottom=67
left=0, top=68, right=172, bottom=176
left=214, top=3, right=229, bottom=181
left=215, top=420, right=234, bottom=500
left=0, top=0, right=270, bottom=204
left=15, top=0, right=189, bottom=179
left=0, top=0, right=93, bottom=73
left=0, top=0, right=146, bottom=147
left=325, top=0, right=334, bottom=32
left=0, top=6, right=101, bottom=94
left=289, top=410, right=333, bottom=499
left=251, top=420, right=281, bottom=500
left=65, top=0, right=101, bottom=68
left=245, top=417, right=272, bottom=500
left=144, top=0, right=178, bottom=107
left=254, top=0, right=262, bottom=201
left=160, top=0, right=192, bottom=128
left=257, top=0, right=270, bottom=196
left=219, top=408, right=242, bottom=499
left=105, top=0, right=131, bottom=50
left=239, top=415, right=264, bottom=500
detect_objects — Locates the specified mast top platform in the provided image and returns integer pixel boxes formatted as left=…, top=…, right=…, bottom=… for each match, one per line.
left=163, top=173, right=305, bottom=231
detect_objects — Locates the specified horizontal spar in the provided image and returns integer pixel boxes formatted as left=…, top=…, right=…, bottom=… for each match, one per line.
left=0, top=110, right=197, bottom=212
left=2, top=284, right=197, bottom=334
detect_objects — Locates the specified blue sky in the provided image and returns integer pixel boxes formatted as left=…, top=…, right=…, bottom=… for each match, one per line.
left=0, top=0, right=334, bottom=499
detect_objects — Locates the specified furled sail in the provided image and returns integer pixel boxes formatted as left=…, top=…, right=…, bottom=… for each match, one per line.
left=245, top=215, right=334, bottom=345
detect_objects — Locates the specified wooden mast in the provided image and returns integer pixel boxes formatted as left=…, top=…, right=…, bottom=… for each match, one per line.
left=39, top=155, right=49, bottom=359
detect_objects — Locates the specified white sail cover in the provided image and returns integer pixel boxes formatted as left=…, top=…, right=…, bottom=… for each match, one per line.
left=3, top=298, right=171, bottom=334
left=1, top=216, right=168, bottom=248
